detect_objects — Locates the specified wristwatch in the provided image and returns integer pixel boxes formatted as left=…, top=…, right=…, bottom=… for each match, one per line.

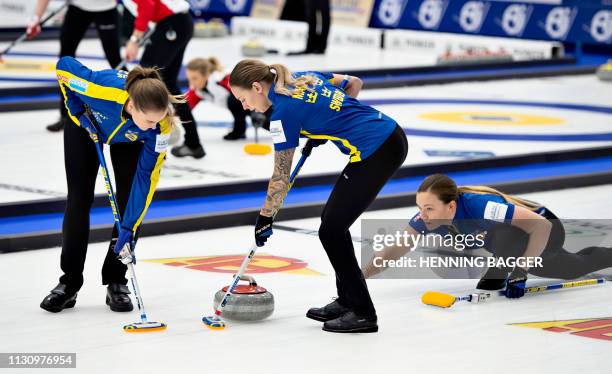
left=129, top=35, right=141, bottom=44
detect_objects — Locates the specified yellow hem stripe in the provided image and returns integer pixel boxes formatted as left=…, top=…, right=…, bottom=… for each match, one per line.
left=133, top=152, right=166, bottom=231
left=300, top=130, right=361, bottom=162
left=58, top=82, right=81, bottom=126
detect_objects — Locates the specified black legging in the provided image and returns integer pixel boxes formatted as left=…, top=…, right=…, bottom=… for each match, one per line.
left=139, top=13, right=198, bottom=148
left=57, top=5, right=121, bottom=119
left=225, top=94, right=271, bottom=135
left=305, top=0, right=330, bottom=53
left=59, top=121, right=142, bottom=293
left=319, top=125, right=408, bottom=316
left=488, top=210, right=612, bottom=279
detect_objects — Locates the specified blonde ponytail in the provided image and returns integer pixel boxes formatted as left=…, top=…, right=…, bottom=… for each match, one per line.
left=186, top=57, right=223, bottom=75
left=230, top=59, right=317, bottom=97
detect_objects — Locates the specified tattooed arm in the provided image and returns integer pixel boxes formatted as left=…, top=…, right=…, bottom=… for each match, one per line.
left=261, top=148, right=296, bottom=217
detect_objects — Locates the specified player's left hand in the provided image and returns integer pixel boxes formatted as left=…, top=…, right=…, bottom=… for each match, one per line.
left=502, top=267, right=528, bottom=299
left=255, top=214, right=274, bottom=247
left=114, top=228, right=136, bottom=265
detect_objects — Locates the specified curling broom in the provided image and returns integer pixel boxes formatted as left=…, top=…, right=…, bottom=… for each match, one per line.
left=83, top=109, right=166, bottom=332
left=422, top=278, right=606, bottom=308
left=203, top=140, right=316, bottom=329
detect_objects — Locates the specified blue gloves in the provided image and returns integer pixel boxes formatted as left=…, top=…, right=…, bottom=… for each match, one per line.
left=502, top=267, right=528, bottom=299
left=113, top=228, right=135, bottom=265
left=255, top=214, right=274, bottom=247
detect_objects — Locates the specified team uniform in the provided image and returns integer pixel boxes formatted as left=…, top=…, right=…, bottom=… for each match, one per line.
left=184, top=72, right=270, bottom=140
left=122, top=0, right=202, bottom=154
left=409, top=193, right=612, bottom=279
left=43, top=0, right=120, bottom=131
left=54, top=56, right=171, bottom=296
left=269, top=71, right=409, bottom=326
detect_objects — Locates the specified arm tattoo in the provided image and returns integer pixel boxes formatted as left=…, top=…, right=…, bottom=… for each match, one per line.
left=261, top=148, right=295, bottom=217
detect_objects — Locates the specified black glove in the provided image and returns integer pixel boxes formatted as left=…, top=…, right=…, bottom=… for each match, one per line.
left=502, top=267, right=528, bottom=299
left=255, top=214, right=274, bottom=247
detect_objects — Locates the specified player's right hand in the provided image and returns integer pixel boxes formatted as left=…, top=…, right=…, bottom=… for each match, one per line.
left=26, top=16, right=41, bottom=39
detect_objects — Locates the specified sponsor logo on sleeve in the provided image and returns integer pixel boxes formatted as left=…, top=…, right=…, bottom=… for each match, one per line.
left=69, top=78, right=88, bottom=93
left=483, top=201, right=509, bottom=222
left=155, top=133, right=170, bottom=153
left=269, top=120, right=287, bottom=144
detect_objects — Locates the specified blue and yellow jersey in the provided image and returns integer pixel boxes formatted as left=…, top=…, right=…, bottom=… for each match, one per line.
left=267, top=71, right=397, bottom=162
left=56, top=56, right=171, bottom=232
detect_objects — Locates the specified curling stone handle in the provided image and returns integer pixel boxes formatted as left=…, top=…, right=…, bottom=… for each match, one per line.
left=239, top=275, right=257, bottom=287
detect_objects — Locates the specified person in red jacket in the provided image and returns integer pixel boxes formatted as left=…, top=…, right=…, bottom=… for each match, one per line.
left=122, top=0, right=206, bottom=159
left=171, top=57, right=270, bottom=155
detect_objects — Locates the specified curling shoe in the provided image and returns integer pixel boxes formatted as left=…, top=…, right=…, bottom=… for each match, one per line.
left=170, top=144, right=206, bottom=159
left=40, top=283, right=77, bottom=313
left=306, top=299, right=350, bottom=322
left=323, top=311, right=378, bottom=333
left=106, top=283, right=133, bottom=312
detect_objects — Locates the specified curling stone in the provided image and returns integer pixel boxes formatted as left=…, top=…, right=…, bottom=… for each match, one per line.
left=208, top=18, right=229, bottom=37
left=596, top=60, right=612, bottom=81
left=241, top=39, right=266, bottom=57
left=194, top=21, right=214, bottom=38
left=213, top=275, right=274, bottom=321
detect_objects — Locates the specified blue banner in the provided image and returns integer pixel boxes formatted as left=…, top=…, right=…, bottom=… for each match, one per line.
left=370, top=0, right=612, bottom=45
left=189, top=0, right=254, bottom=18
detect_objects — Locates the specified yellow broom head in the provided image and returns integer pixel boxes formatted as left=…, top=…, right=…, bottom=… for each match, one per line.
left=244, top=143, right=272, bottom=155
left=123, top=321, right=167, bottom=332
left=421, top=291, right=456, bottom=308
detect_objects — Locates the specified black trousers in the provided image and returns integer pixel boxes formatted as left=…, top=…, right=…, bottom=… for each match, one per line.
left=487, top=211, right=612, bottom=279
left=59, top=121, right=142, bottom=292
left=305, top=0, right=331, bottom=53
left=139, top=13, right=199, bottom=148
left=319, top=125, right=408, bottom=316
left=225, top=94, right=271, bottom=135
left=57, top=5, right=121, bottom=119
left=281, top=0, right=330, bottom=52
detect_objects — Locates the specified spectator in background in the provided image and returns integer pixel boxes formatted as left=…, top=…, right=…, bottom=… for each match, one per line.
left=282, top=0, right=330, bottom=55
left=171, top=57, right=270, bottom=155
left=26, top=0, right=121, bottom=132
left=122, top=0, right=205, bottom=158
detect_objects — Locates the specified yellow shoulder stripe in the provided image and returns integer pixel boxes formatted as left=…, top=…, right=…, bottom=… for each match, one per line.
left=56, top=69, right=129, bottom=105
